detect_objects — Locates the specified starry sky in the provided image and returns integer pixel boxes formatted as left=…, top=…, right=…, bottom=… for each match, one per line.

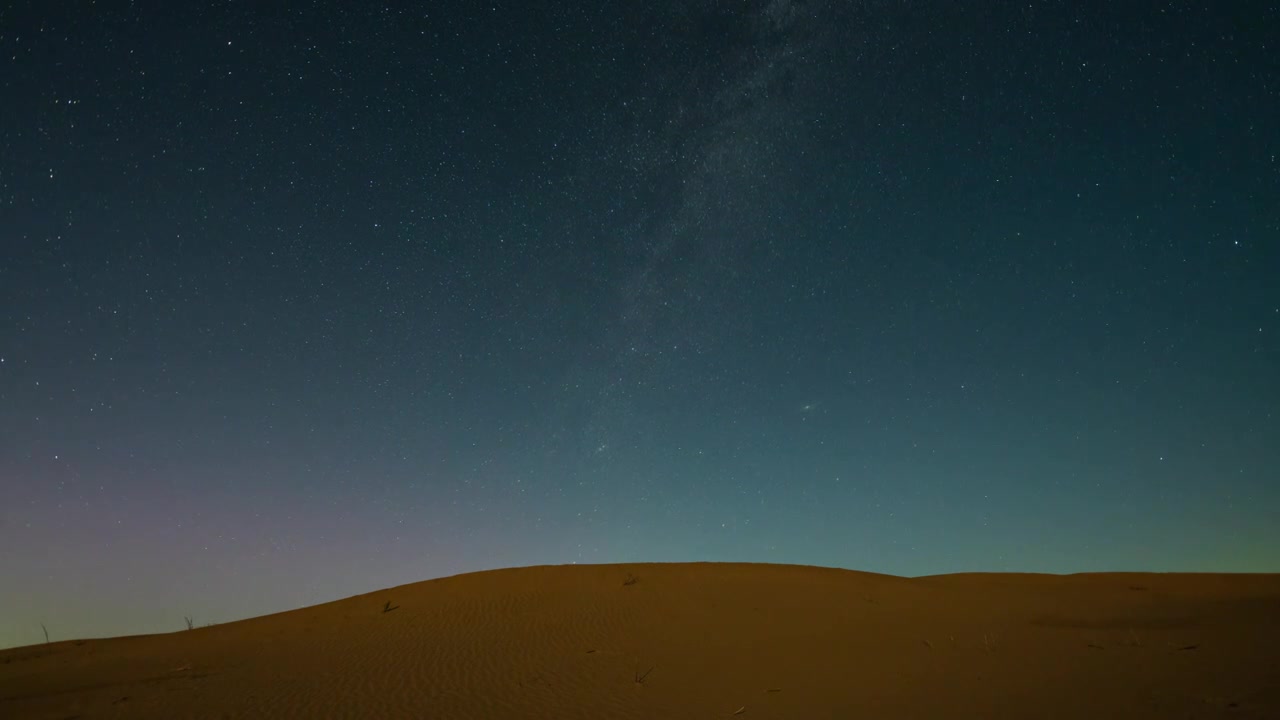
left=2, top=1, right=1277, bottom=649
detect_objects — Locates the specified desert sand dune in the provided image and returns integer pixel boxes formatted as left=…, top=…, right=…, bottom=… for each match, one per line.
left=2, top=562, right=1278, bottom=719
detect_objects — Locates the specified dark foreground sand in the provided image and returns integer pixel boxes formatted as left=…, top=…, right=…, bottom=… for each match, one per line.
left=2, top=562, right=1278, bottom=719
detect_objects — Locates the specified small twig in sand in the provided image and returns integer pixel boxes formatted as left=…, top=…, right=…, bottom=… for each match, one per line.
left=732, top=706, right=746, bottom=715
left=922, top=639, right=933, bottom=650
left=982, top=633, right=996, bottom=652
left=623, top=572, right=639, bottom=586
left=382, top=600, right=400, bottom=613
left=184, top=616, right=194, bottom=631
left=40, top=623, right=49, bottom=644
left=635, top=666, right=654, bottom=684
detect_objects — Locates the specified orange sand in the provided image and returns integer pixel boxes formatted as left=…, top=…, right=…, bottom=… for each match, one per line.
left=2, top=562, right=1278, bottom=718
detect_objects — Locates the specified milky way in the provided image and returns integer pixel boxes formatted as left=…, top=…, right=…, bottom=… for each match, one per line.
left=2, top=1, right=1277, bottom=649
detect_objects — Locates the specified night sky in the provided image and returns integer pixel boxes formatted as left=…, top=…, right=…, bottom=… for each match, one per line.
left=2, top=1, right=1278, bottom=649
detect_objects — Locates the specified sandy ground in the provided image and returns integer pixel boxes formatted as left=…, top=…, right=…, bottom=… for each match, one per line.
left=2, top=562, right=1278, bottom=719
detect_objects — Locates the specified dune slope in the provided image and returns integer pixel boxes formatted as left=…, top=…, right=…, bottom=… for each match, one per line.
left=2, top=562, right=1278, bottom=719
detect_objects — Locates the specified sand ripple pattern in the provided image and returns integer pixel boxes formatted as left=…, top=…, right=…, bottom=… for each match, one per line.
left=3, top=563, right=1279, bottom=719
